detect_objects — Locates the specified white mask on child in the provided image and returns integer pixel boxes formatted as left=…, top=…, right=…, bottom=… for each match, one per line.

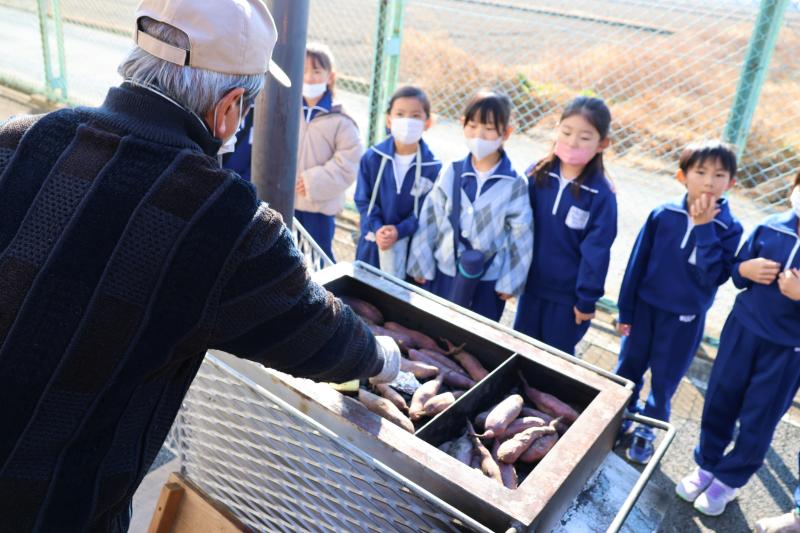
left=465, top=136, right=502, bottom=161
left=791, top=186, right=800, bottom=217
left=391, top=118, right=425, bottom=145
left=302, top=83, right=327, bottom=99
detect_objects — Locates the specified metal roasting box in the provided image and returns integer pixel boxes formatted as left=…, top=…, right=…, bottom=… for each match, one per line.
left=230, top=262, right=634, bottom=532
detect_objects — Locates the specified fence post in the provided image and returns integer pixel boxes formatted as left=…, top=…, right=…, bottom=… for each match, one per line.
left=723, top=0, right=788, bottom=156
left=35, top=0, right=68, bottom=102
left=366, top=0, right=406, bottom=147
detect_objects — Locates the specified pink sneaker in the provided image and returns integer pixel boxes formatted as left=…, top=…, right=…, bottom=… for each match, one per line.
left=694, top=478, right=738, bottom=516
left=675, top=467, right=714, bottom=502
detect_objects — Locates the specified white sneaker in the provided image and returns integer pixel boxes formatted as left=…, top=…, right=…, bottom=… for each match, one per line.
left=755, top=509, right=800, bottom=533
left=693, top=478, right=738, bottom=516
left=675, top=467, right=714, bottom=503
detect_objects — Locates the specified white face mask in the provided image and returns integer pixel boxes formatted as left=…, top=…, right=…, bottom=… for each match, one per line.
left=215, top=96, right=245, bottom=156
left=465, top=136, right=503, bottom=161
left=391, top=118, right=425, bottom=145
left=791, top=186, right=800, bottom=217
left=302, top=83, right=327, bottom=99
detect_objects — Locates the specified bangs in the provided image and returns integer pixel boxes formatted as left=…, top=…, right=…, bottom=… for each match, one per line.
left=462, top=92, right=511, bottom=132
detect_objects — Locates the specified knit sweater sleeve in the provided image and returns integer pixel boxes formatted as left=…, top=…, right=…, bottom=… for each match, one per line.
left=207, top=203, right=384, bottom=383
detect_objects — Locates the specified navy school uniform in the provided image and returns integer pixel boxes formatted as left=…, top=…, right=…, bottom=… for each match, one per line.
left=354, top=136, right=441, bottom=269
left=695, top=211, right=800, bottom=489
left=614, top=194, right=743, bottom=422
left=514, top=161, right=618, bottom=354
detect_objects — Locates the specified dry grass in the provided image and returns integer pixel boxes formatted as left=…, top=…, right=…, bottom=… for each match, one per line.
left=399, top=22, right=800, bottom=194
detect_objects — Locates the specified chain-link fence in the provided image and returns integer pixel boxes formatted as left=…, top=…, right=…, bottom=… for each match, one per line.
left=1, top=0, right=798, bottom=341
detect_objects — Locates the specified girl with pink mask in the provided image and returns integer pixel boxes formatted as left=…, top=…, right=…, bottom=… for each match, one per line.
left=513, top=96, right=617, bottom=355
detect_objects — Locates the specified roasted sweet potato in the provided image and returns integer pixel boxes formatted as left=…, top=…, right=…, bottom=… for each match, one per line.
left=519, top=433, right=559, bottom=463
left=453, top=350, right=488, bottom=381
left=341, top=296, right=384, bottom=324
left=384, top=322, right=440, bottom=351
left=519, top=372, right=579, bottom=424
left=374, top=383, right=408, bottom=413
left=408, top=349, right=466, bottom=377
left=442, top=370, right=476, bottom=389
left=505, top=416, right=547, bottom=437
left=418, top=349, right=468, bottom=376
left=358, top=389, right=414, bottom=433
left=482, top=394, right=524, bottom=439
left=467, top=421, right=503, bottom=483
left=368, top=324, right=414, bottom=352
left=492, top=441, right=518, bottom=490
left=420, top=390, right=465, bottom=418
left=496, top=425, right=558, bottom=464
left=409, top=372, right=445, bottom=421
left=400, top=358, right=439, bottom=380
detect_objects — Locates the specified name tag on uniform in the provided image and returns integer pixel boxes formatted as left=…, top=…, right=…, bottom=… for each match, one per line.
left=679, top=314, right=697, bottom=323
left=565, top=206, right=590, bottom=230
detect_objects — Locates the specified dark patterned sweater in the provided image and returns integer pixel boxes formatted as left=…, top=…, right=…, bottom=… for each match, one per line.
left=0, top=83, right=382, bottom=532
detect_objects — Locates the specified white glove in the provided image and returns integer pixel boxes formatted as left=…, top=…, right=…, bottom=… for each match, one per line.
left=369, top=336, right=401, bottom=384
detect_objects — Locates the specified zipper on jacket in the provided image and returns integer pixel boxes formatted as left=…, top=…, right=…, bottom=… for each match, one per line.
left=551, top=173, right=572, bottom=216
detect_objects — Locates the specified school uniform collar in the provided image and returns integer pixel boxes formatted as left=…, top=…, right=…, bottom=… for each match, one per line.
left=459, top=151, right=516, bottom=181
left=546, top=160, right=605, bottom=194
left=370, top=136, right=440, bottom=166
left=302, top=90, right=333, bottom=121
left=767, top=210, right=800, bottom=235
left=664, top=193, right=733, bottom=230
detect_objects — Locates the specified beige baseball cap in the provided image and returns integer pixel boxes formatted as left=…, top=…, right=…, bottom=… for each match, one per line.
left=134, top=0, right=291, bottom=87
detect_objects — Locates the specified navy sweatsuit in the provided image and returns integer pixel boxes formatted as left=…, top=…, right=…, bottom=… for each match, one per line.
left=614, top=195, right=743, bottom=422
left=354, top=136, right=441, bottom=269
left=514, top=161, right=618, bottom=354
left=695, top=211, right=800, bottom=488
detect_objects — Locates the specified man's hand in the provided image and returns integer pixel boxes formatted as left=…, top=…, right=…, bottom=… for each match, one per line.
left=574, top=306, right=595, bottom=325
left=497, top=292, right=512, bottom=301
left=413, top=276, right=427, bottom=285
left=739, top=258, right=781, bottom=285
left=295, top=176, right=306, bottom=197
left=369, top=336, right=401, bottom=384
left=376, top=225, right=399, bottom=251
left=616, top=322, right=631, bottom=337
left=689, top=193, right=720, bottom=226
left=778, top=268, right=800, bottom=301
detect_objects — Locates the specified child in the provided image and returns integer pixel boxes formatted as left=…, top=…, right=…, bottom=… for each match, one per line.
left=407, top=91, right=533, bottom=321
left=293, top=42, right=362, bottom=261
left=354, top=86, right=441, bottom=278
left=676, top=173, right=800, bottom=517
left=225, top=42, right=362, bottom=261
left=514, top=96, right=617, bottom=355
left=614, top=140, right=743, bottom=465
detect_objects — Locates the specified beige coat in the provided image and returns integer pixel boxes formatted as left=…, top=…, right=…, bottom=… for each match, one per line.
left=295, top=104, right=362, bottom=216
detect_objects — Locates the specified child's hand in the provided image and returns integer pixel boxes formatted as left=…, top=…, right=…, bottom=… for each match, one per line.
left=739, top=258, right=781, bottom=285
left=778, top=268, right=800, bottom=301
left=413, top=276, right=427, bottom=285
left=376, top=225, right=398, bottom=251
left=295, top=176, right=306, bottom=197
left=616, top=323, right=631, bottom=337
left=574, top=307, right=595, bottom=325
left=689, top=193, right=720, bottom=226
left=497, top=292, right=512, bottom=301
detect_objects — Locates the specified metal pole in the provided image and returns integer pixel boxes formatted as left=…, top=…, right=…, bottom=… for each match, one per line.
left=366, top=0, right=390, bottom=148
left=36, top=0, right=54, bottom=101
left=251, top=0, right=310, bottom=229
left=51, top=0, right=68, bottom=100
left=722, top=0, right=789, bottom=157
left=384, top=0, right=406, bottom=101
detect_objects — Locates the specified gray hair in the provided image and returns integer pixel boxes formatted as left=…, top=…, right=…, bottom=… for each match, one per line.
left=118, top=17, right=264, bottom=117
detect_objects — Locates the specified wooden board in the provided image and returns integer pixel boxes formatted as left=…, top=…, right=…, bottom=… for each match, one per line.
left=147, top=473, right=249, bottom=533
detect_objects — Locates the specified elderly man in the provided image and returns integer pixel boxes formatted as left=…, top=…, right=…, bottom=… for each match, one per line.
left=0, top=1, right=399, bottom=531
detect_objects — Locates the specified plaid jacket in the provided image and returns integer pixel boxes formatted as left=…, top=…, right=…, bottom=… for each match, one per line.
left=407, top=153, right=533, bottom=296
